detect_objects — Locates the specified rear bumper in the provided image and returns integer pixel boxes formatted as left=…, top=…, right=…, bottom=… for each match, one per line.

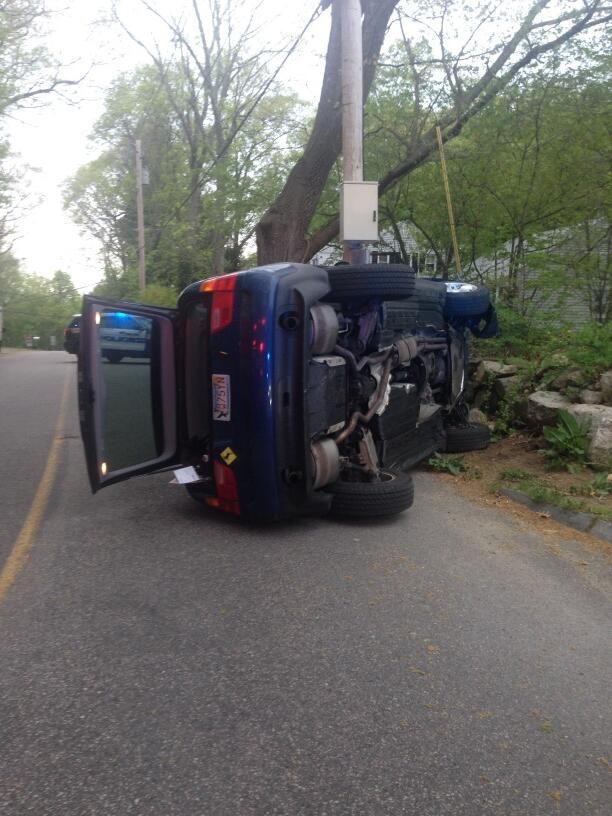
left=179, top=263, right=332, bottom=521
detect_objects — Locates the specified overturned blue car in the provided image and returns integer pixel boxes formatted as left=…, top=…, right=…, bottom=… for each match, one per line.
left=78, top=263, right=497, bottom=522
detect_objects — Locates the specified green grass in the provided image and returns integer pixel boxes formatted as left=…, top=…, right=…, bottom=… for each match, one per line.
left=428, top=453, right=468, bottom=476
left=495, top=470, right=612, bottom=522
left=428, top=453, right=482, bottom=479
left=500, top=467, right=532, bottom=481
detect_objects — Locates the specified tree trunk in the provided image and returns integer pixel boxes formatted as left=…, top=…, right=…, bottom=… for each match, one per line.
left=256, top=0, right=399, bottom=264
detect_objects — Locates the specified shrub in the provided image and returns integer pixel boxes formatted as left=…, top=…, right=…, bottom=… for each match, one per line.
left=570, top=473, right=612, bottom=498
left=562, top=322, right=612, bottom=381
left=428, top=453, right=467, bottom=476
left=472, top=304, right=559, bottom=360
left=541, top=409, right=590, bottom=469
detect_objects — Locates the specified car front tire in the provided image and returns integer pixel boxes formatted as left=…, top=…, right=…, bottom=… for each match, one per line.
left=324, top=469, right=414, bottom=518
left=443, top=282, right=491, bottom=318
left=444, top=423, right=490, bottom=452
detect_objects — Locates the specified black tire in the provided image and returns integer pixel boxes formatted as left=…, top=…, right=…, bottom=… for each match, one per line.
left=379, top=279, right=447, bottom=339
left=325, top=264, right=416, bottom=302
left=324, top=469, right=414, bottom=518
left=443, top=282, right=490, bottom=318
left=444, top=423, right=490, bottom=452
left=105, top=351, right=123, bottom=363
left=414, top=279, right=446, bottom=329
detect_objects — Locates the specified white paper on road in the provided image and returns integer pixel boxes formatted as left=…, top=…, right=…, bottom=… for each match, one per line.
left=172, top=466, right=202, bottom=484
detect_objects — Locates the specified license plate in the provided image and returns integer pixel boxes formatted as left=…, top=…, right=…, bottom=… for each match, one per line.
left=212, top=374, right=231, bottom=421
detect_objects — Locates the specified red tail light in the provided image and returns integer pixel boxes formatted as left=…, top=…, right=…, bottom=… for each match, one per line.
left=213, top=460, right=238, bottom=500
left=210, top=291, right=234, bottom=333
left=209, top=460, right=240, bottom=515
left=201, top=273, right=239, bottom=334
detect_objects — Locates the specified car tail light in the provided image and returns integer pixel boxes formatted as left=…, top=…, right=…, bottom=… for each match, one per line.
left=201, top=273, right=238, bottom=334
left=213, top=460, right=238, bottom=499
left=209, top=460, right=240, bottom=515
left=210, top=291, right=234, bottom=333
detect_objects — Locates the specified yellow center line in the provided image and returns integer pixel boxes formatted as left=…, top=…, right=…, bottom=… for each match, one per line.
left=0, top=368, right=72, bottom=604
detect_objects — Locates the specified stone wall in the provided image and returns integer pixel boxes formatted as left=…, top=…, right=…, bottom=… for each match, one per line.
left=466, top=360, right=612, bottom=468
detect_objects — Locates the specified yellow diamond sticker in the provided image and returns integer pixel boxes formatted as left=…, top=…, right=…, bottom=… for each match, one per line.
left=220, top=447, right=237, bottom=466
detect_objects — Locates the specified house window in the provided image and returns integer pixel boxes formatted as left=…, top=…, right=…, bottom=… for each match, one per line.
left=371, top=251, right=402, bottom=264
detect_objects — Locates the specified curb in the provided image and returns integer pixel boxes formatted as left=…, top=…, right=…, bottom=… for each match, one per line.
left=500, top=487, right=612, bottom=543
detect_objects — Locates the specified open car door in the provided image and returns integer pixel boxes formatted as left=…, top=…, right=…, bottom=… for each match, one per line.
left=78, top=295, right=181, bottom=492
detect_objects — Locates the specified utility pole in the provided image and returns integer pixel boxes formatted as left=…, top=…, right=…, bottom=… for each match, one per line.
left=340, top=0, right=375, bottom=265
left=135, top=138, right=146, bottom=293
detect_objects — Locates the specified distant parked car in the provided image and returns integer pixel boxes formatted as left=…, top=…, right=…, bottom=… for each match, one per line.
left=63, top=314, right=81, bottom=354
left=78, top=263, right=498, bottom=522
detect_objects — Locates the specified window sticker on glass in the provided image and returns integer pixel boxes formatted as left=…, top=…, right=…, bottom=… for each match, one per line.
left=212, top=374, right=231, bottom=421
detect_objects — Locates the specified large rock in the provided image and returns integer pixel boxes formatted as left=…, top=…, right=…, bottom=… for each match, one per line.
left=469, top=408, right=488, bottom=425
left=567, top=404, right=612, bottom=468
left=580, top=389, right=603, bottom=405
left=470, top=361, right=487, bottom=386
left=493, top=375, right=521, bottom=400
left=482, top=360, right=503, bottom=376
left=525, top=391, right=571, bottom=428
left=482, top=360, right=518, bottom=378
left=550, top=368, right=586, bottom=391
left=600, top=370, right=612, bottom=406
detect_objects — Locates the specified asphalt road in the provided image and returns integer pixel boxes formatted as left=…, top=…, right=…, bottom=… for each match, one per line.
left=1, top=350, right=610, bottom=816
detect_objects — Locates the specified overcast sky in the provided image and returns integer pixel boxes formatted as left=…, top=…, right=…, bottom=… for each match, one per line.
left=8, top=0, right=329, bottom=292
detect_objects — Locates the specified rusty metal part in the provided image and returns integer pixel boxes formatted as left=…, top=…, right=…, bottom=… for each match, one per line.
left=333, top=344, right=392, bottom=373
left=334, top=357, right=393, bottom=444
left=358, top=429, right=380, bottom=474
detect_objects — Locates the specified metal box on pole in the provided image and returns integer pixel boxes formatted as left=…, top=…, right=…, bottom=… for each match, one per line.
left=340, top=181, right=379, bottom=242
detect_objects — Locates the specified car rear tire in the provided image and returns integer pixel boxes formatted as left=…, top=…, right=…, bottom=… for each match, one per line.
left=443, top=282, right=490, bottom=318
left=324, top=469, right=414, bottom=518
left=325, top=264, right=416, bottom=302
left=444, top=423, right=490, bottom=452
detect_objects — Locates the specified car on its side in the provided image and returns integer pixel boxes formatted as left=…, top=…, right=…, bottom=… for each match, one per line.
left=63, top=314, right=81, bottom=354
left=77, top=263, right=498, bottom=522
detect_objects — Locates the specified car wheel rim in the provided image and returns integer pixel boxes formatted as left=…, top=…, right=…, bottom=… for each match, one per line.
left=445, top=282, right=478, bottom=294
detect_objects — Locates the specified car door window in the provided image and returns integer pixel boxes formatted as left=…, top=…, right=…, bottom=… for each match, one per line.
left=97, top=310, right=159, bottom=472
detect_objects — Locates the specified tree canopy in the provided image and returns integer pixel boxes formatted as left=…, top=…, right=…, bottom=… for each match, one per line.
left=53, top=1, right=612, bottom=327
